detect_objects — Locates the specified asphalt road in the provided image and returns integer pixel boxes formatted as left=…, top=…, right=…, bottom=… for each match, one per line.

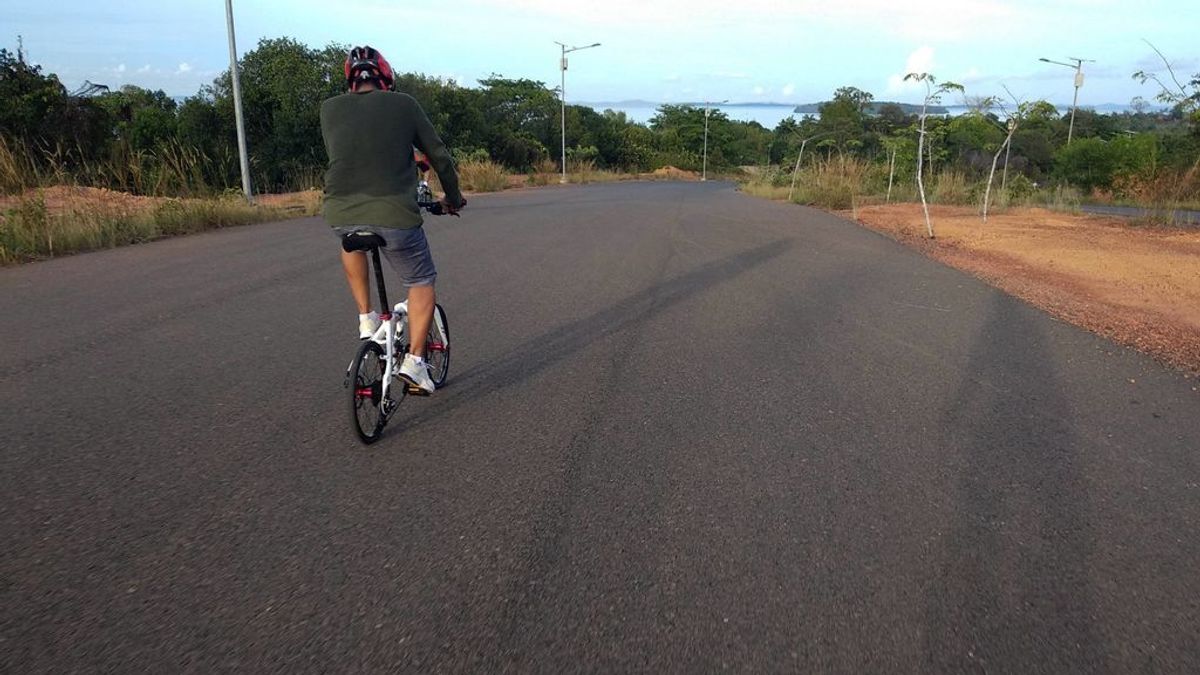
left=1079, top=203, right=1200, bottom=225
left=2, top=181, right=1198, bottom=673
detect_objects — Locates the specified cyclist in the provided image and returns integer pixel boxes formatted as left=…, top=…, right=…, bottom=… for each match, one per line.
left=320, top=45, right=466, bottom=395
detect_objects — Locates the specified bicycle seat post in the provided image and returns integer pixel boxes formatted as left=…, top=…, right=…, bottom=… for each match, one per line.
left=371, top=247, right=390, bottom=320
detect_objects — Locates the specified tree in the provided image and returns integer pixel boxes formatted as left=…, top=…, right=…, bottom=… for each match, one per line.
left=1054, top=138, right=1120, bottom=191
left=880, top=135, right=915, bottom=203
left=206, top=37, right=346, bottom=190
left=816, top=87, right=874, bottom=154
left=1133, top=40, right=1200, bottom=135
left=478, top=76, right=558, bottom=168
left=869, top=103, right=914, bottom=136
left=649, top=104, right=711, bottom=170
left=96, top=85, right=179, bottom=152
left=0, top=47, right=112, bottom=181
left=983, top=90, right=1031, bottom=222
left=904, top=73, right=963, bottom=238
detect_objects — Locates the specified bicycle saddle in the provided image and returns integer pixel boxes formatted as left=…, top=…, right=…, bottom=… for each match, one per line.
left=341, top=231, right=387, bottom=253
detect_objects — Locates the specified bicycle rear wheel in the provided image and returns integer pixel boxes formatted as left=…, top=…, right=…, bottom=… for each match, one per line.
left=348, top=340, right=400, bottom=444
left=425, top=303, right=450, bottom=387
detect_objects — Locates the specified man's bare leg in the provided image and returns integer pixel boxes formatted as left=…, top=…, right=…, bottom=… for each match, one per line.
left=406, top=284, right=435, bottom=358
left=340, top=250, right=371, bottom=313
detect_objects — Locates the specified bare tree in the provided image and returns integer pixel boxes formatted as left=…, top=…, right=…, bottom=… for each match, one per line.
left=904, top=73, right=963, bottom=238
left=1133, top=40, right=1200, bottom=115
left=983, top=87, right=1029, bottom=223
left=880, top=136, right=904, bottom=203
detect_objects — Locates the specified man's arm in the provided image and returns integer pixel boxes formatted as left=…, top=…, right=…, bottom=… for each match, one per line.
left=411, top=100, right=465, bottom=209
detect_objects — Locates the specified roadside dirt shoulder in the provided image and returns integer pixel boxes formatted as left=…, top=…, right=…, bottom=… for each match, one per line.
left=843, top=204, right=1200, bottom=374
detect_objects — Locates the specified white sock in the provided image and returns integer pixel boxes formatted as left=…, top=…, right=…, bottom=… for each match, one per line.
left=359, top=311, right=378, bottom=323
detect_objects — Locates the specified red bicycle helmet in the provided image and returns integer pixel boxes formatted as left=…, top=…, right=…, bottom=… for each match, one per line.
left=344, top=46, right=394, bottom=90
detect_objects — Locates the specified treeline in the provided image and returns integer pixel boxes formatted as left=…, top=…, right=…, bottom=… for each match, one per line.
left=2, top=37, right=1198, bottom=203
left=778, top=85, right=1198, bottom=199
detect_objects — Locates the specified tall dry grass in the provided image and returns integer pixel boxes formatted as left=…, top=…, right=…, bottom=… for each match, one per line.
left=0, top=137, right=37, bottom=193
left=0, top=191, right=297, bottom=264
left=742, top=156, right=881, bottom=209
left=565, top=158, right=627, bottom=184
left=1, top=135, right=225, bottom=198
left=526, top=158, right=559, bottom=186
left=930, top=171, right=975, bottom=206
left=457, top=159, right=508, bottom=193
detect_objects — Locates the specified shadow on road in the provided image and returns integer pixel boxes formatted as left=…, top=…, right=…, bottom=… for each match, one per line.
left=923, top=292, right=1100, bottom=672
left=398, top=238, right=792, bottom=433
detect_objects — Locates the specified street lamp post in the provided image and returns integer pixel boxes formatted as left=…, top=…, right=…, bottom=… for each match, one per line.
left=1039, top=56, right=1094, bottom=145
left=556, top=41, right=601, bottom=184
left=224, top=0, right=252, bottom=203
left=702, top=99, right=728, bottom=181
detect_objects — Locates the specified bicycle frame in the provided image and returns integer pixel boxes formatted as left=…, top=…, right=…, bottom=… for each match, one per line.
left=357, top=247, right=449, bottom=402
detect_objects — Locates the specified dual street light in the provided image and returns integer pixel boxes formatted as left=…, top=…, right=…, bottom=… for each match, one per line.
left=556, top=41, right=601, bottom=184
left=702, top=100, right=727, bottom=181
left=1039, top=56, right=1094, bottom=145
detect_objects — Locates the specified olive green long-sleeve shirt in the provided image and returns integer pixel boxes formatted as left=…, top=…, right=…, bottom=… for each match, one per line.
left=319, top=90, right=464, bottom=229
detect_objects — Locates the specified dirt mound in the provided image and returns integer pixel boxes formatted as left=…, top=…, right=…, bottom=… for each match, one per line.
left=847, top=203, right=1200, bottom=374
left=1, top=186, right=323, bottom=220
left=649, top=165, right=700, bottom=180
left=255, top=189, right=322, bottom=213
left=0, top=185, right=161, bottom=217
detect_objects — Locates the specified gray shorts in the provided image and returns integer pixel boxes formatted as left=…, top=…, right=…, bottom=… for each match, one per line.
left=333, top=225, right=437, bottom=287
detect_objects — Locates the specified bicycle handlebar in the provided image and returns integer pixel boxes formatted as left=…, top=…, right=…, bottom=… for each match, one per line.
left=417, top=200, right=460, bottom=217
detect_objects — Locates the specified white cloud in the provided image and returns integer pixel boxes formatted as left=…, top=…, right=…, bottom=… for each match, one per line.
left=115, top=63, right=126, bottom=73
left=887, top=46, right=936, bottom=94
left=960, top=66, right=984, bottom=85
left=138, top=64, right=151, bottom=73
left=753, top=86, right=765, bottom=96
left=176, top=62, right=193, bottom=74
left=782, top=83, right=795, bottom=97
left=465, top=0, right=1027, bottom=41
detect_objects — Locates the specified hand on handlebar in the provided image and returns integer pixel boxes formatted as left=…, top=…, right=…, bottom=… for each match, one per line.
left=440, top=197, right=466, bottom=216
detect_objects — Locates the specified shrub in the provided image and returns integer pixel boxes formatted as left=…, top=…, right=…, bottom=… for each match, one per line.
left=1006, top=173, right=1036, bottom=201
left=452, top=147, right=492, bottom=165
left=1054, top=138, right=1115, bottom=191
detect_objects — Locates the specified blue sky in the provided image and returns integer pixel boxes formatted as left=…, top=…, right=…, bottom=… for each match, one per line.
left=4, top=0, right=1198, bottom=107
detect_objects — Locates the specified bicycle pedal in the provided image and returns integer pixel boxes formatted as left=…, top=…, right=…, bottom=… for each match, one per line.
left=405, top=384, right=433, bottom=396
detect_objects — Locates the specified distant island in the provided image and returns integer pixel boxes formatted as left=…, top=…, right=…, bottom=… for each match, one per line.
left=793, top=101, right=949, bottom=115
left=585, top=100, right=802, bottom=109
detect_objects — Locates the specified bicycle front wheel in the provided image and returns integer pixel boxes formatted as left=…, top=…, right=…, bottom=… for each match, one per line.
left=348, top=340, right=400, bottom=444
left=425, top=303, right=450, bottom=387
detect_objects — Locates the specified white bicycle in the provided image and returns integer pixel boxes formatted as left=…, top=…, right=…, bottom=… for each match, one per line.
left=341, top=201, right=453, bottom=444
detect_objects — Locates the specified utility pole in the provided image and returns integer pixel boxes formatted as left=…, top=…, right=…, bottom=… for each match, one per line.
left=226, top=0, right=253, bottom=203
